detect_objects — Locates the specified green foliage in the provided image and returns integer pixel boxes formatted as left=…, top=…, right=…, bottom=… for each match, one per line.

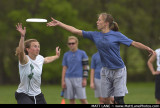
left=0, top=0, right=160, bottom=84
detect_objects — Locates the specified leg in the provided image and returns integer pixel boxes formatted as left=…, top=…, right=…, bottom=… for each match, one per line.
left=102, top=97, right=111, bottom=104
left=156, top=99, right=160, bottom=104
left=74, top=78, right=88, bottom=104
left=100, top=68, right=113, bottom=101
left=80, top=99, right=88, bottom=104
left=99, top=97, right=104, bottom=104
left=70, top=99, right=76, bottom=104
left=64, top=78, right=75, bottom=101
left=155, top=75, right=160, bottom=104
left=114, top=96, right=125, bottom=104
left=15, top=92, right=34, bottom=104
left=36, top=93, right=47, bottom=104
left=110, top=96, right=114, bottom=104
left=113, top=67, right=128, bottom=104
left=94, top=78, right=104, bottom=104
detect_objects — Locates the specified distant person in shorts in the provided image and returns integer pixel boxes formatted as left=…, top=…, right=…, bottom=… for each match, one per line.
left=61, top=36, right=89, bottom=104
left=148, top=48, right=160, bottom=104
left=90, top=52, right=114, bottom=104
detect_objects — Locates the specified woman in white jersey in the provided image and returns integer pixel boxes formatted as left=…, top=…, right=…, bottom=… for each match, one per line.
left=148, top=48, right=160, bottom=104
left=15, top=23, right=61, bottom=104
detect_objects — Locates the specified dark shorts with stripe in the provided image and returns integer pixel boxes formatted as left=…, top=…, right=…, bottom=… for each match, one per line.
left=15, top=92, right=47, bottom=104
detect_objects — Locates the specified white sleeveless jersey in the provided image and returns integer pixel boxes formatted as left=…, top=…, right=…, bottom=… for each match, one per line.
left=155, top=49, right=160, bottom=71
left=16, top=55, right=44, bottom=96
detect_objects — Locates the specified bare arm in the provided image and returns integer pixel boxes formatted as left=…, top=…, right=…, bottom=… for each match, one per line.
left=44, top=47, right=61, bottom=64
left=47, top=17, right=83, bottom=36
left=61, top=66, right=67, bottom=89
left=90, top=69, right=95, bottom=89
left=131, top=41, right=155, bottom=56
left=16, top=23, right=28, bottom=65
left=147, top=52, right=160, bottom=75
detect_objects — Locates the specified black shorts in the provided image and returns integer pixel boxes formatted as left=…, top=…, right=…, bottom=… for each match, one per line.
left=155, top=75, right=160, bottom=100
left=15, top=92, right=47, bottom=104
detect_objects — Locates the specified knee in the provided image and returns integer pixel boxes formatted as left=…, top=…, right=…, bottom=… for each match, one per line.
left=114, top=96, right=125, bottom=104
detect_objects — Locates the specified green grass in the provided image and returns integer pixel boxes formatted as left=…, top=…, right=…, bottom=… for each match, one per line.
left=0, top=82, right=156, bottom=104
left=125, top=82, right=155, bottom=104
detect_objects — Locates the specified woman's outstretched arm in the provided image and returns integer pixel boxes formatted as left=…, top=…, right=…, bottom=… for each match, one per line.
left=47, top=17, right=83, bottom=36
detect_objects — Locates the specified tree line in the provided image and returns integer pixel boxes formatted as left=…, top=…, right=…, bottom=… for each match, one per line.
left=0, top=0, right=160, bottom=84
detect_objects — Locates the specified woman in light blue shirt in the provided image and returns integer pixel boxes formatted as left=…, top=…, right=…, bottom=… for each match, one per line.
left=90, top=52, right=103, bottom=104
left=61, top=36, right=89, bottom=104
left=47, top=13, right=154, bottom=104
left=90, top=52, right=114, bottom=104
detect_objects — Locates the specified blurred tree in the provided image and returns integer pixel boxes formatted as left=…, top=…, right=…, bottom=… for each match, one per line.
left=68, top=0, right=160, bottom=81
left=0, top=0, right=160, bottom=84
left=106, top=0, right=160, bottom=81
left=0, top=0, right=94, bottom=84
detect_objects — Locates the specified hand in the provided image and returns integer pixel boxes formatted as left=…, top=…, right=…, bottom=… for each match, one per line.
left=56, top=46, right=61, bottom=58
left=47, top=17, right=61, bottom=27
left=16, top=23, right=26, bottom=37
left=82, top=78, right=87, bottom=87
left=62, top=81, right=66, bottom=89
left=90, top=82, right=95, bottom=90
left=147, top=47, right=155, bottom=57
left=152, top=71, right=160, bottom=75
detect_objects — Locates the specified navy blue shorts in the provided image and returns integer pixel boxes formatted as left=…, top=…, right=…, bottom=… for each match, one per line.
left=15, top=92, right=47, bottom=104
left=155, top=75, right=160, bottom=100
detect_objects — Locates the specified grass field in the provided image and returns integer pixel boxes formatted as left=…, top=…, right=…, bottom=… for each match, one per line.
left=0, top=82, right=156, bottom=104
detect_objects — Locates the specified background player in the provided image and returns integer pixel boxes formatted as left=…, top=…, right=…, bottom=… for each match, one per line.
left=90, top=52, right=114, bottom=104
left=61, top=36, right=89, bottom=104
left=148, top=48, right=160, bottom=104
